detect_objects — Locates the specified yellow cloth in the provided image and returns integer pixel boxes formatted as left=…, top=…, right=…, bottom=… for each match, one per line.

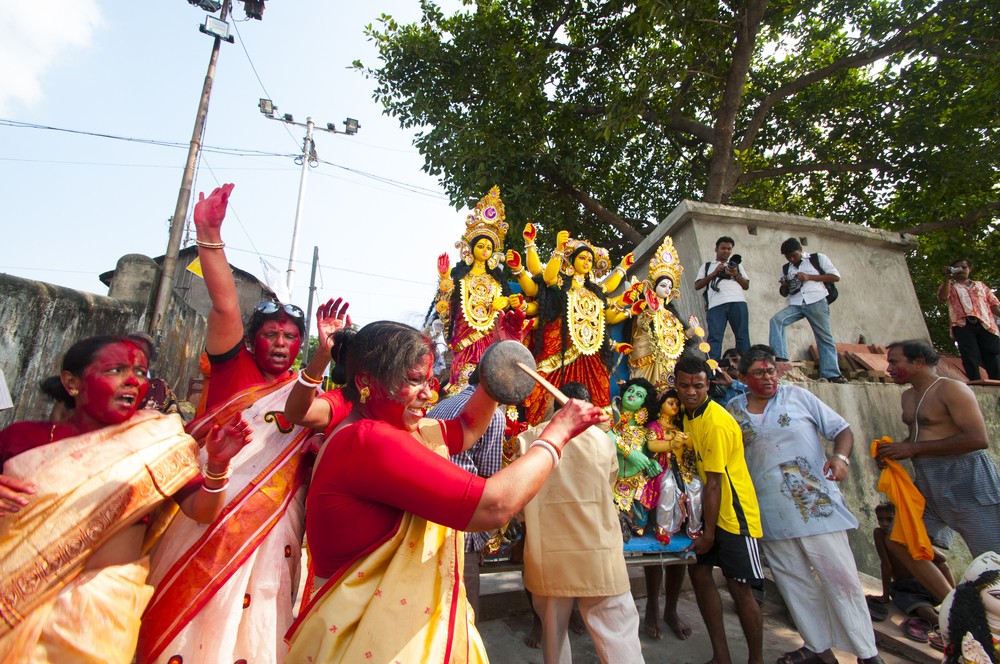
left=286, top=420, right=487, bottom=664
left=0, top=411, right=200, bottom=662
left=869, top=437, right=933, bottom=561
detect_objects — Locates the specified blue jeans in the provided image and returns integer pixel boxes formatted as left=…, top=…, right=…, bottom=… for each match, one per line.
left=706, top=301, right=751, bottom=361
left=769, top=299, right=840, bottom=378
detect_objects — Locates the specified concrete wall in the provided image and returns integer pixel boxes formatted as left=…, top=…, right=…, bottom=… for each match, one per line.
left=0, top=272, right=206, bottom=427
left=627, top=201, right=929, bottom=360
left=797, top=381, right=1000, bottom=579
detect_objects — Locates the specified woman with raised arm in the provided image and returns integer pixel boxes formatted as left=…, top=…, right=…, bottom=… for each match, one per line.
left=286, top=321, right=607, bottom=663
left=137, top=184, right=324, bottom=664
left=0, top=334, right=250, bottom=662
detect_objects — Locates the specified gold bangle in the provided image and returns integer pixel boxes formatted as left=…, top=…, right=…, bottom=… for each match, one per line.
left=202, top=463, right=232, bottom=481
left=299, top=369, right=323, bottom=385
left=196, top=240, right=225, bottom=249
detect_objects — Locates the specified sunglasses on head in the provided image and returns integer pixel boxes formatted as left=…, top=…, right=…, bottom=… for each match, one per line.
left=255, top=301, right=305, bottom=319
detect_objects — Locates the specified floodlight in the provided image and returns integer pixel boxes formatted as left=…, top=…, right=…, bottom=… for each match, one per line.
left=259, top=99, right=274, bottom=116
left=199, top=16, right=234, bottom=43
left=343, top=118, right=360, bottom=135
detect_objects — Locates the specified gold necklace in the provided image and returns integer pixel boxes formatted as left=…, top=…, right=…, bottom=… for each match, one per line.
left=460, top=272, right=500, bottom=332
left=566, top=287, right=604, bottom=355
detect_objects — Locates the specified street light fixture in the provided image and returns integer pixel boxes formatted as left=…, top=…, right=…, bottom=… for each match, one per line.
left=258, top=102, right=360, bottom=298
left=199, top=15, right=235, bottom=43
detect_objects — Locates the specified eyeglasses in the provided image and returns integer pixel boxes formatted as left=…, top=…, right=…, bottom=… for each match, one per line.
left=747, top=367, right=778, bottom=379
left=255, top=301, right=304, bottom=319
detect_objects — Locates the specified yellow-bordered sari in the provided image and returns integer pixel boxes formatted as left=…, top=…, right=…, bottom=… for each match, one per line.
left=0, top=411, right=200, bottom=662
left=285, top=419, right=487, bottom=663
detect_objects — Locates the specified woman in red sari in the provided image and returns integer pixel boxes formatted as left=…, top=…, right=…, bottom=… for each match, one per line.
left=0, top=334, right=249, bottom=662
left=286, top=321, right=607, bottom=663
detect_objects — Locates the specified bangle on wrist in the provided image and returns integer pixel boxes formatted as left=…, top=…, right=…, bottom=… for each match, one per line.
left=201, top=480, right=229, bottom=494
left=202, top=462, right=232, bottom=481
left=509, top=264, right=525, bottom=276
left=530, top=438, right=562, bottom=467
left=831, top=452, right=850, bottom=466
left=299, top=370, right=323, bottom=385
left=196, top=240, right=225, bottom=249
left=296, top=373, right=321, bottom=388
left=524, top=240, right=537, bottom=252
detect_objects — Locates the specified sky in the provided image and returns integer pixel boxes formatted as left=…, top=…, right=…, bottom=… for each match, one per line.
left=0, top=0, right=469, bottom=331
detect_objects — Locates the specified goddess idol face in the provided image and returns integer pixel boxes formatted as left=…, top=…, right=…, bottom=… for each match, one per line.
left=472, top=237, right=494, bottom=264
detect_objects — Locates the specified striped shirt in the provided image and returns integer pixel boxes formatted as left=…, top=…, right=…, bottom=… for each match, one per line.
left=427, top=385, right=506, bottom=552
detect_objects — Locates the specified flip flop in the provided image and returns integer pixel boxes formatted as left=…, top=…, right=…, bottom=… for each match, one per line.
left=776, top=647, right=835, bottom=664
left=927, top=630, right=945, bottom=652
left=904, top=617, right=931, bottom=643
left=865, top=597, right=889, bottom=622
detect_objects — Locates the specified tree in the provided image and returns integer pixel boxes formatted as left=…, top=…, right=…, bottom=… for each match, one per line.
left=359, top=0, right=999, bottom=350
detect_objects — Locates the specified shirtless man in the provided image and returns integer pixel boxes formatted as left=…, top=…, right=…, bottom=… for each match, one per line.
left=877, top=340, right=1000, bottom=570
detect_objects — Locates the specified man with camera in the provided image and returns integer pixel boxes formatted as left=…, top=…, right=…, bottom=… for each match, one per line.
left=938, top=258, right=1000, bottom=381
left=768, top=238, right=847, bottom=383
left=695, top=236, right=751, bottom=361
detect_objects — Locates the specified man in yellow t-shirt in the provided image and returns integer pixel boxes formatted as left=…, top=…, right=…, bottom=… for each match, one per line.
left=675, top=355, right=764, bottom=664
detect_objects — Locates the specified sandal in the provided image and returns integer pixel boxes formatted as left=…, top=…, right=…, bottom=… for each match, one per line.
left=904, top=617, right=931, bottom=643
left=777, top=647, right=836, bottom=664
left=865, top=596, right=889, bottom=622
left=927, top=630, right=945, bottom=652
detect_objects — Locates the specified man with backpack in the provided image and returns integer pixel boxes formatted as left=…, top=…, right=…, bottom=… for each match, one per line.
left=695, top=236, right=751, bottom=361
left=769, top=237, right=847, bottom=383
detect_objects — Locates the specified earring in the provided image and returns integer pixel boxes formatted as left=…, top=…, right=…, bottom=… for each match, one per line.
left=68, top=389, right=78, bottom=396
left=359, top=386, right=370, bottom=404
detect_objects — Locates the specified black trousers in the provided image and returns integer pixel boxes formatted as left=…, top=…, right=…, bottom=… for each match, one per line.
left=952, top=319, right=1000, bottom=380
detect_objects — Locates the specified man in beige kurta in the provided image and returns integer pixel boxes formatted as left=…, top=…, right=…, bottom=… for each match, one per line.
left=517, top=389, right=645, bottom=664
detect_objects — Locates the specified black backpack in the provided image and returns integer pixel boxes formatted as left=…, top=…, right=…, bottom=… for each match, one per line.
left=783, top=253, right=838, bottom=304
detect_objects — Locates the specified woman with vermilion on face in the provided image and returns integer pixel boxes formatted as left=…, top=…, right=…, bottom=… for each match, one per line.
left=0, top=335, right=251, bottom=662
left=136, top=184, right=352, bottom=664
left=286, top=321, right=609, bottom=663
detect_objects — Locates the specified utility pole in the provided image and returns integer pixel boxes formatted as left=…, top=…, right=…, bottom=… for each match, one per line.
left=149, top=0, right=233, bottom=339
left=287, top=118, right=315, bottom=295
left=257, top=100, right=359, bottom=301
left=303, top=245, right=320, bottom=362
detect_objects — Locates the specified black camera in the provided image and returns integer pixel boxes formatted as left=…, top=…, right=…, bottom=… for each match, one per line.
left=946, top=266, right=963, bottom=276
left=727, top=254, right=742, bottom=270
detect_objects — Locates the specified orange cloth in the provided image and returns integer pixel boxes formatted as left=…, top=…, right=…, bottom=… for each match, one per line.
left=870, top=437, right=933, bottom=561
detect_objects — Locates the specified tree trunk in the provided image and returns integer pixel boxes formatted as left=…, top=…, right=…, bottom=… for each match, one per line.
left=703, top=0, right=769, bottom=203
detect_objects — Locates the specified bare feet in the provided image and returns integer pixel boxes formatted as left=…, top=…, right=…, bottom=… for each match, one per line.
left=644, top=598, right=663, bottom=639
left=524, top=617, right=542, bottom=649
left=664, top=609, right=693, bottom=640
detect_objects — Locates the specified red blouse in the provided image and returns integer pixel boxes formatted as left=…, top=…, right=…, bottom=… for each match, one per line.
left=306, top=418, right=486, bottom=579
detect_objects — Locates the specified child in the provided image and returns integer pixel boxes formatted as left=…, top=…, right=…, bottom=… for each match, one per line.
left=868, top=502, right=954, bottom=650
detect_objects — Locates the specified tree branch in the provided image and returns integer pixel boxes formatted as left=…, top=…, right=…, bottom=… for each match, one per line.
left=737, top=160, right=890, bottom=184
left=896, top=201, right=1000, bottom=235
left=739, top=0, right=957, bottom=152
left=540, top=169, right=646, bottom=243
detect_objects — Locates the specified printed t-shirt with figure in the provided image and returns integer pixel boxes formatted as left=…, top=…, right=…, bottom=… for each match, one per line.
left=682, top=398, right=762, bottom=538
left=726, top=385, right=858, bottom=541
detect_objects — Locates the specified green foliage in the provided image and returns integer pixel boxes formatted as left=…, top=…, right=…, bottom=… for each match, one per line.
left=359, top=0, right=999, bottom=321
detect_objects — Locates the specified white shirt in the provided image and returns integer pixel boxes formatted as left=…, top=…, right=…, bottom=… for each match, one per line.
left=781, top=252, right=839, bottom=306
left=697, top=260, right=749, bottom=309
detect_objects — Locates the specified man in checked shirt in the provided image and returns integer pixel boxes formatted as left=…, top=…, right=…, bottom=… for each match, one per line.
left=427, top=366, right=507, bottom=622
